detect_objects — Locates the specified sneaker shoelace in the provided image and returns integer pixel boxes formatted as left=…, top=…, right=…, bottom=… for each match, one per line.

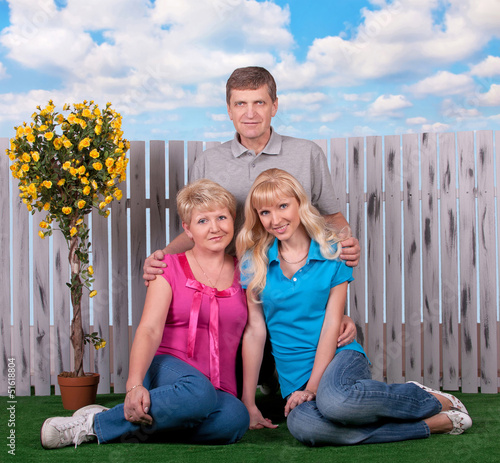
left=56, top=415, right=95, bottom=447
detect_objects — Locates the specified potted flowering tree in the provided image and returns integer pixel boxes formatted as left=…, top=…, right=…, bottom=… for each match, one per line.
left=6, top=100, right=129, bottom=407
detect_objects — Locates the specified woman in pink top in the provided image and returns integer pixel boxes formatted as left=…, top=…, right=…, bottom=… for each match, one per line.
left=41, top=180, right=250, bottom=449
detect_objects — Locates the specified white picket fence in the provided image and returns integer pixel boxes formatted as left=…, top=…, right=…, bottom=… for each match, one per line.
left=1, top=132, right=499, bottom=397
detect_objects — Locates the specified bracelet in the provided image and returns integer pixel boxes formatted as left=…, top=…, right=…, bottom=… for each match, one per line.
left=126, top=384, right=143, bottom=394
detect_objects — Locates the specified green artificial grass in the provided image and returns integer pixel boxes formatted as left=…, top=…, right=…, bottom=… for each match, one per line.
left=2, top=390, right=499, bottom=463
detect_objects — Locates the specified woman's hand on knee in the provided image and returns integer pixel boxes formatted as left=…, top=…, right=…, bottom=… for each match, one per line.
left=284, top=390, right=316, bottom=417
left=124, top=386, right=153, bottom=425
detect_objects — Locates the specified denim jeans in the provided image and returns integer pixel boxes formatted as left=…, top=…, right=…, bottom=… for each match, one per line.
left=287, top=350, right=441, bottom=446
left=94, top=355, right=249, bottom=444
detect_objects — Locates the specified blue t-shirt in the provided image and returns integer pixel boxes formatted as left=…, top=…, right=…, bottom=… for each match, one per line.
left=241, top=238, right=366, bottom=398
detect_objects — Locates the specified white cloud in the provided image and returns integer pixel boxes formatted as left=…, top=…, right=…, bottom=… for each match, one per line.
left=278, top=92, right=328, bottom=111
left=0, top=0, right=291, bottom=114
left=343, top=93, right=373, bottom=102
left=211, top=113, right=228, bottom=122
left=0, top=62, right=8, bottom=79
left=319, top=112, right=341, bottom=123
left=477, top=84, right=500, bottom=106
left=406, top=116, right=428, bottom=125
left=407, top=71, right=475, bottom=97
left=422, top=122, right=451, bottom=132
left=366, top=94, right=412, bottom=117
left=470, top=55, right=500, bottom=77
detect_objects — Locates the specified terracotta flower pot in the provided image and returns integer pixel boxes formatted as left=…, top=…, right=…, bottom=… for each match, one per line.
left=57, top=373, right=100, bottom=410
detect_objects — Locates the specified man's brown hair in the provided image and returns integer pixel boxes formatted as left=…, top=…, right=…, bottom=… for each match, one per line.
left=226, top=66, right=277, bottom=104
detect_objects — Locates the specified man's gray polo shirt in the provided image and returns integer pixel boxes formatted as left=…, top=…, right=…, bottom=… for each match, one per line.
left=190, top=128, right=340, bottom=234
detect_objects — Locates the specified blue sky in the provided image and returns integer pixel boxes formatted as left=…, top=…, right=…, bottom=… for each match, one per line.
left=0, top=0, right=499, bottom=143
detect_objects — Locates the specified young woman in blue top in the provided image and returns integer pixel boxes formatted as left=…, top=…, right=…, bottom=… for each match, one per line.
left=236, top=168, right=472, bottom=446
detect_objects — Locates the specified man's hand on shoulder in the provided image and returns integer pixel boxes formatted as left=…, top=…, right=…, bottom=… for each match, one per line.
left=143, top=249, right=166, bottom=287
left=340, top=237, right=360, bottom=268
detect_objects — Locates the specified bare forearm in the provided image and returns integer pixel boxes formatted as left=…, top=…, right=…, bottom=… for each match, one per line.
left=241, top=330, right=266, bottom=407
left=163, top=231, right=194, bottom=255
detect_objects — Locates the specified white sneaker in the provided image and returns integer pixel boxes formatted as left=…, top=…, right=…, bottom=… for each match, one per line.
left=73, top=404, right=109, bottom=418
left=41, top=414, right=96, bottom=449
left=407, top=381, right=469, bottom=415
left=441, top=409, right=473, bottom=435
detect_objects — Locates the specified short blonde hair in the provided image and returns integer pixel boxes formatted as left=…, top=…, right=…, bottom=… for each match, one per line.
left=176, top=179, right=237, bottom=224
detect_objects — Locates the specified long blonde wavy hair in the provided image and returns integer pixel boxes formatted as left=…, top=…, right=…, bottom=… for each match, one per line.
left=236, top=168, right=349, bottom=299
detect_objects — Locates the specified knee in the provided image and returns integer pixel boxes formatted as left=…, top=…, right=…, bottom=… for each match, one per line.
left=316, top=389, right=351, bottom=424
left=286, top=405, right=317, bottom=447
left=218, top=399, right=250, bottom=444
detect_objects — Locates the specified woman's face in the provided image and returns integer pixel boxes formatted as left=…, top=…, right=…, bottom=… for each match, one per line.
left=255, top=195, right=303, bottom=242
left=183, top=206, right=234, bottom=252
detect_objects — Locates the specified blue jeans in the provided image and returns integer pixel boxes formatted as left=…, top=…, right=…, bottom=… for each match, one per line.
left=94, top=355, right=249, bottom=444
left=287, top=350, right=441, bottom=446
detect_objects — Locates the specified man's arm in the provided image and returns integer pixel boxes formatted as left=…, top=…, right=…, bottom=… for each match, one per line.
left=142, top=232, right=194, bottom=286
left=324, top=212, right=360, bottom=268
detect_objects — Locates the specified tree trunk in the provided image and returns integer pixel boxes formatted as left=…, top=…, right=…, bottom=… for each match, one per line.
left=69, top=234, right=85, bottom=377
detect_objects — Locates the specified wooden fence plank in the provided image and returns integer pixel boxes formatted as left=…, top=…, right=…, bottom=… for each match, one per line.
left=130, top=141, right=147, bottom=337
left=187, top=141, right=203, bottom=180
left=366, top=136, right=384, bottom=381
left=149, top=140, right=166, bottom=254
left=0, top=138, right=11, bottom=394
left=11, top=173, right=31, bottom=395
left=348, top=137, right=366, bottom=348
left=496, top=131, right=500, bottom=390
left=168, top=141, right=185, bottom=241
left=439, top=132, right=459, bottom=390
left=32, top=210, right=51, bottom=395
left=330, top=138, right=347, bottom=219
left=457, top=131, right=478, bottom=392
left=402, top=133, right=422, bottom=382
left=476, top=131, right=498, bottom=393
left=384, top=135, right=404, bottom=384
left=421, top=133, right=440, bottom=389
left=91, top=209, right=111, bottom=393
left=111, top=175, right=129, bottom=393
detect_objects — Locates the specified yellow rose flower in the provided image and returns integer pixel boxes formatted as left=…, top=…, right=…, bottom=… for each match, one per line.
left=63, top=138, right=73, bottom=149
left=77, top=200, right=86, bottom=209
left=89, top=149, right=99, bottom=158
left=81, top=176, right=89, bottom=185
left=27, top=134, right=36, bottom=143
left=113, top=189, right=123, bottom=200
left=24, top=126, right=32, bottom=136
left=78, top=137, right=91, bottom=151
left=43, top=202, right=50, bottom=211
left=83, top=185, right=91, bottom=195
left=62, top=207, right=72, bottom=215
left=82, top=109, right=92, bottom=118
left=89, top=290, right=97, bottom=298
left=88, top=265, right=94, bottom=275
left=57, top=179, right=66, bottom=186
left=67, top=113, right=77, bottom=124
left=32, top=152, right=40, bottom=162
left=93, top=162, right=103, bottom=171
left=99, top=201, right=106, bottom=210
left=78, top=165, right=86, bottom=175
left=70, top=167, right=77, bottom=176
left=105, top=195, right=113, bottom=204
left=43, top=180, right=52, bottom=188
left=44, top=132, right=54, bottom=141
left=62, top=161, right=71, bottom=170
left=96, top=340, right=106, bottom=349
left=79, top=119, right=87, bottom=129
left=53, top=138, right=63, bottom=150
left=38, top=230, right=45, bottom=239
left=39, top=124, right=48, bottom=131
left=22, top=164, right=30, bottom=172
left=56, top=114, right=65, bottom=124
left=104, top=210, right=110, bottom=217
left=22, top=152, right=31, bottom=162
left=27, top=183, right=37, bottom=196
left=105, top=158, right=115, bottom=168
left=70, top=227, right=77, bottom=237
left=91, top=180, right=98, bottom=189
left=94, top=124, right=102, bottom=135
left=39, top=221, right=48, bottom=229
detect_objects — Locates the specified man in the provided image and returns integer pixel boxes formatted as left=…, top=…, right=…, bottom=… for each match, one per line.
left=143, top=66, right=360, bottom=275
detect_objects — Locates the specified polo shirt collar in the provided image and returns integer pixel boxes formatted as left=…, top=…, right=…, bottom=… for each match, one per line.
left=230, top=127, right=282, bottom=158
left=268, top=238, right=325, bottom=264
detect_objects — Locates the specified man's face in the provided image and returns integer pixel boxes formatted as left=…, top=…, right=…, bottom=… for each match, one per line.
left=227, top=85, right=278, bottom=149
